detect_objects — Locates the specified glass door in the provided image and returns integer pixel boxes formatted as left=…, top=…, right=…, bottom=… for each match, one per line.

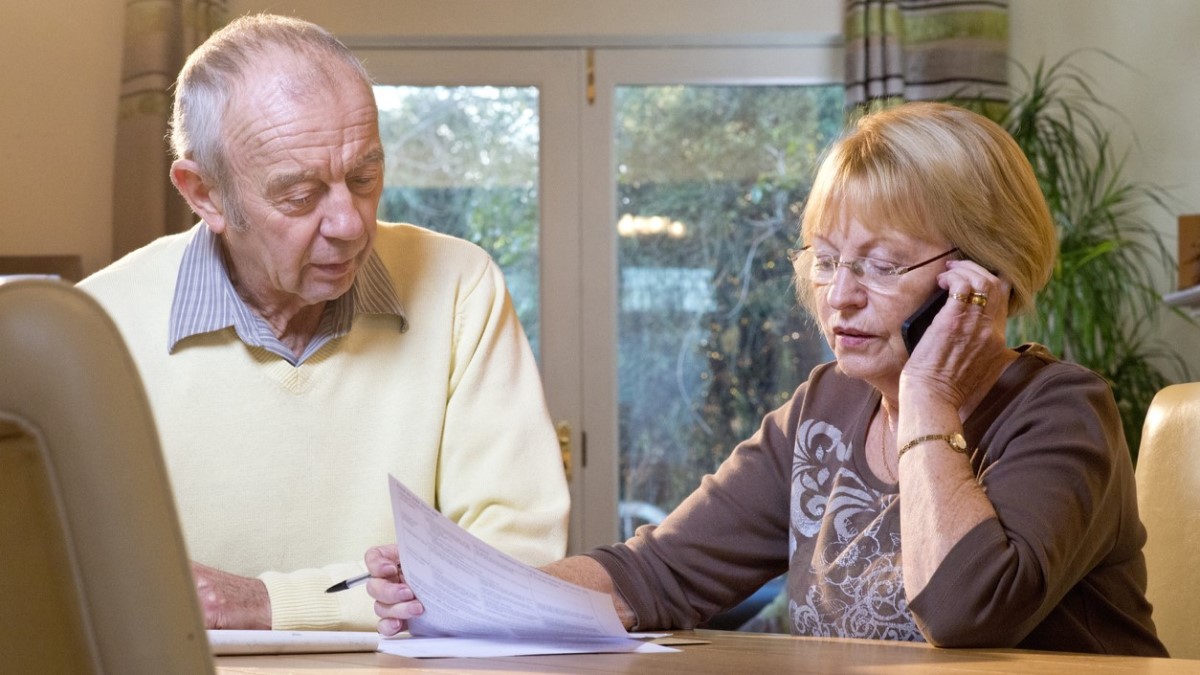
left=359, top=46, right=843, bottom=552
left=360, top=49, right=589, bottom=550
left=579, top=48, right=843, bottom=548
left=612, top=83, right=842, bottom=536
left=373, top=84, right=542, bottom=352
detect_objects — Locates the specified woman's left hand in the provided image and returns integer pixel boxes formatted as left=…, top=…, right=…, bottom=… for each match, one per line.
left=901, top=259, right=1013, bottom=411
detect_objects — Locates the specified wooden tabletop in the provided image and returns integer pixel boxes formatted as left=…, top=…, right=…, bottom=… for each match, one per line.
left=216, top=629, right=1195, bottom=674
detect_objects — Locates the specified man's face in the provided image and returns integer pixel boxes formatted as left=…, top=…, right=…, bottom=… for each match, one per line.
left=214, top=58, right=384, bottom=314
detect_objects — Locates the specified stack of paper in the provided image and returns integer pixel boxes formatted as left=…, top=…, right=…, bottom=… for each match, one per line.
left=380, top=475, right=677, bottom=659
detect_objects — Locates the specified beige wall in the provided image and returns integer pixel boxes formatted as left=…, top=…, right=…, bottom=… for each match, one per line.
left=230, top=0, right=841, bottom=46
left=0, top=0, right=124, bottom=276
left=4, top=0, right=1197, bottom=375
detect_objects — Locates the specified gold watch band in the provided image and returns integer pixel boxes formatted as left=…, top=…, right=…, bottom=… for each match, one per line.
left=898, top=432, right=967, bottom=459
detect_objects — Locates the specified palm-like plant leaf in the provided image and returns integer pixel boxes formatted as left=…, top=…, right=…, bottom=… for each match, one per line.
left=985, top=53, right=1191, bottom=459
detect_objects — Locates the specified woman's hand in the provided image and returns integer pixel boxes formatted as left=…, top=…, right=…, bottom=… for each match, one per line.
left=364, top=544, right=424, bottom=636
left=902, top=258, right=1014, bottom=412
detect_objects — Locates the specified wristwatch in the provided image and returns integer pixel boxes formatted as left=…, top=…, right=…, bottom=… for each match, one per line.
left=898, top=432, right=967, bottom=459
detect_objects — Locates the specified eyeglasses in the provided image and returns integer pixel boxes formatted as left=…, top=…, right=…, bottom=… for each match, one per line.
left=787, top=246, right=960, bottom=292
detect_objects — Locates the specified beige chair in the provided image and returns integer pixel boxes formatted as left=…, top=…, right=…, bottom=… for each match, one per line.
left=1136, top=381, right=1200, bottom=659
left=0, top=278, right=213, bottom=674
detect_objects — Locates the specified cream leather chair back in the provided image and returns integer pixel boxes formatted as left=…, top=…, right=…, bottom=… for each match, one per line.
left=0, top=278, right=213, bottom=674
left=1136, top=381, right=1200, bottom=659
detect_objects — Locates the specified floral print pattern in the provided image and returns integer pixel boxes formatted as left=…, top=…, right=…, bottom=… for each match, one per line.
left=786, top=417, right=923, bottom=641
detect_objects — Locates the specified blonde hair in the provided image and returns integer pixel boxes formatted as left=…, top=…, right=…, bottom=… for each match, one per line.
left=799, top=102, right=1056, bottom=316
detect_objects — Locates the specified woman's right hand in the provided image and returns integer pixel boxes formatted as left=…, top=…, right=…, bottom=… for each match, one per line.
left=364, top=544, right=425, bottom=636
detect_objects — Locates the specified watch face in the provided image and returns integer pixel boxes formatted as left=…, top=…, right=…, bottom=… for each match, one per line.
left=949, top=433, right=967, bottom=452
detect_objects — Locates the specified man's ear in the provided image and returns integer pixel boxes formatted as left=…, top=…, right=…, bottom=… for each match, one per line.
left=171, top=159, right=230, bottom=234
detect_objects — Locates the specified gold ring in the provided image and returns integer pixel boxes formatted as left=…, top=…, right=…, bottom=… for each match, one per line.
left=950, top=292, right=970, bottom=304
left=969, top=292, right=988, bottom=307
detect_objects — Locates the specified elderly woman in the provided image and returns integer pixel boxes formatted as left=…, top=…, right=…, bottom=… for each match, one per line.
left=365, top=102, right=1166, bottom=655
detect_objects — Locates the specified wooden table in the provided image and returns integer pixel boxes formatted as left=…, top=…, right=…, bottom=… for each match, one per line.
left=216, top=629, right=1196, bottom=674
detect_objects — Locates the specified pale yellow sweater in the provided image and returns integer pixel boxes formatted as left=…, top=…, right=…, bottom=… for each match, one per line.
left=79, top=222, right=569, bottom=630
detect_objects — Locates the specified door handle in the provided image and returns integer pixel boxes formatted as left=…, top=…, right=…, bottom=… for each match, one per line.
left=555, top=420, right=572, bottom=481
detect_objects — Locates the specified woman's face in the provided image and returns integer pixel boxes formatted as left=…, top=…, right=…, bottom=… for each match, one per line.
left=809, top=216, right=954, bottom=391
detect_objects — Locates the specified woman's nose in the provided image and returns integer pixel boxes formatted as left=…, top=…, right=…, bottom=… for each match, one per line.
left=823, top=266, right=867, bottom=309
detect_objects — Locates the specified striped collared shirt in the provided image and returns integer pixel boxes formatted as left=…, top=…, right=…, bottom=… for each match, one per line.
left=167, top=225, right=407, bottom=365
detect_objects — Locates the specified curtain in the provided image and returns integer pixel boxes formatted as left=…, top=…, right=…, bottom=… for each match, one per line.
left=111, top=0, right=228, bottom=261
left=844, top=0, right=1009, bottom=114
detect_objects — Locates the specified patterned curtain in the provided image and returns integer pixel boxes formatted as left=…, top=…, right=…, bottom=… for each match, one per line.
left=111, top=0, right=228, bottom=260
left=844, top=0, right=1009, bottom=115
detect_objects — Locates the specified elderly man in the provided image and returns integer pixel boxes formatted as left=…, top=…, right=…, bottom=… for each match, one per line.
left=79, top=14, right=568, bottom=631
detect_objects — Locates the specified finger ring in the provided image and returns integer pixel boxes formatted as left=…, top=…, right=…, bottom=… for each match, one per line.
left=950, top=292, right=971, bottom=304
left=969, top=292, right=988, bottom=307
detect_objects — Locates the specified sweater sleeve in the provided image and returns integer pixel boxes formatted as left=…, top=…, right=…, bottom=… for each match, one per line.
left=584, top=390, right=800, bottom=630
left=434, top=258, right=570, bottom=567
left=908, top=364, right=1135, bottom=647
left=260, top=562, right=375, bottom=630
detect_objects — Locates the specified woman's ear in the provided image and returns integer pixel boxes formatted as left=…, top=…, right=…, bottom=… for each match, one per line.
left=170, top=159, right=230, bottom=234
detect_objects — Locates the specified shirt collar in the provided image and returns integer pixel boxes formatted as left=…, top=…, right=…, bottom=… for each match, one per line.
left=168, top=225, right=406, bottom=363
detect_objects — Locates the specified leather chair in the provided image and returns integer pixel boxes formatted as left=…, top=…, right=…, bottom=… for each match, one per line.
left=0, top=278, right=213, bottom=674
left=1136, top=381, right=1200, bottom=659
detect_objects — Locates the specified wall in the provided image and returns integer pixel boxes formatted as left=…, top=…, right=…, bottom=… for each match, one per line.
left=229, top=0, right=841, bottom=47
left=0, top=0, right=124, bottom=276
left=1010, top=0, right=1200, bottom=376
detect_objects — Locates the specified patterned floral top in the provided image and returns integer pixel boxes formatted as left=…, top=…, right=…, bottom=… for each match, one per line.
left=788, top=413, right=918, bottom=641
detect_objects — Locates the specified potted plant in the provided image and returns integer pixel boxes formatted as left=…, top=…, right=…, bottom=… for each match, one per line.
left=975, top=53, right=1192, bottom=459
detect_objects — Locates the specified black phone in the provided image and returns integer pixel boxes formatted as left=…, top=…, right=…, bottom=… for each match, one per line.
left=901, top=288, right=949, bottom=354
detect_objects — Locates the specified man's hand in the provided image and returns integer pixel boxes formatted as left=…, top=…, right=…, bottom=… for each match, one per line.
left=191, top=561, right=272, bottom=629
left=364, top=544, right=424, bottom=636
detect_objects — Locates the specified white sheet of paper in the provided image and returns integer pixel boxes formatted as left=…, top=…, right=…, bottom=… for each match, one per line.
left=382, top=475, right=678, bottom=658
left=207, top=630, right=379, bottom=655
left=379, top=635, right=675, bottom=658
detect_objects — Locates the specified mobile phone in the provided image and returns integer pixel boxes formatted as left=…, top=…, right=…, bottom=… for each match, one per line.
left=901, top=288, right=949, bottom=354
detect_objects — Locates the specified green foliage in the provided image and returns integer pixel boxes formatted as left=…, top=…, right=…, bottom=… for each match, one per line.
left=975, top=54, right=1191, bottom=458
left=615, top=85, right=843, bottom=513
left=374, top=86, right=541, bottom=351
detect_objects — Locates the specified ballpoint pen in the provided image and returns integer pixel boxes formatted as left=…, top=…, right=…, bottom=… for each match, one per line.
left=325, top=572, right=372, bottom=593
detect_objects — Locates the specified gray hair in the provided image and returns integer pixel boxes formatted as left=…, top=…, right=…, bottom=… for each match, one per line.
left=170, top=14, right=374, bottom=229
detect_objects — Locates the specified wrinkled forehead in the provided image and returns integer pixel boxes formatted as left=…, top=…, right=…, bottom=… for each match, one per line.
left=219, top=60, right=381, bottom=183
left=222, top=50, right=379, bottom=137
left=233, top=46, right=372, bottom=105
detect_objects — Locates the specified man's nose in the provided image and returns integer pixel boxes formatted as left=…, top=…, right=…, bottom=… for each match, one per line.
left=320, top=185, right=367, bottom=240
